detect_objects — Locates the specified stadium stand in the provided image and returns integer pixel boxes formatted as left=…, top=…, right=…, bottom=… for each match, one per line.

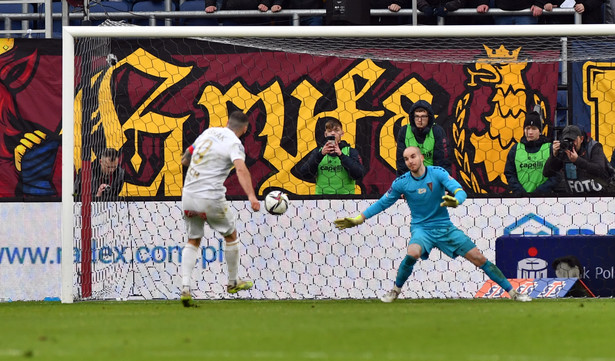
left=0, top=3, right=34, bottom=38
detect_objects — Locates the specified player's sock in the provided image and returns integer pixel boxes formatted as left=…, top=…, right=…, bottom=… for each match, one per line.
left=181, top=243, right=199, bottom=291
left=225, top=239, right=240, bottom=283
left=480, top=260, right=512, bottom=292
left=394, top=255, right=416, bottom=288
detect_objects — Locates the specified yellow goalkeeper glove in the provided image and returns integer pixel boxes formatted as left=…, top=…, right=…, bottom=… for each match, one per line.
left=440, top=195, right=459, bottom=208
left=334, top=214, right=365, bottom=230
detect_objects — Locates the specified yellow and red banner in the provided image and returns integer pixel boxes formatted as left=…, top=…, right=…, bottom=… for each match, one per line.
left=0, top=38, right=560, bottom=199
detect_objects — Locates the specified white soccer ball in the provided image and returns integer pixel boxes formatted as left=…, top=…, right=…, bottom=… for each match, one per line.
left=264, top=190, right=289, bottom=215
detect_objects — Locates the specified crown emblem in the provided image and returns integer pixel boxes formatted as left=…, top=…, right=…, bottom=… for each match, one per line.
left=478, top=44, right=521, bottom=63
left=0, top=38, right=14, bottom=56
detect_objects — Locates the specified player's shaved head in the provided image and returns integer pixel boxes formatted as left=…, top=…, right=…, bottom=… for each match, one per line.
left=403, top=146, right=422, bottom=158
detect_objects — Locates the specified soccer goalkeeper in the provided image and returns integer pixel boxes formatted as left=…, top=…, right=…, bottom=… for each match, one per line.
left=334, top=146, right=531, bottom=302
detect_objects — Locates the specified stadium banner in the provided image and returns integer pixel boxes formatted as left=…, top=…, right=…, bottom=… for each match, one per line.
left=495, top=235, right=615, bottom=297
left=2, top=197, right=615, bottom=301
left=0, top=38, right=561, bottom=199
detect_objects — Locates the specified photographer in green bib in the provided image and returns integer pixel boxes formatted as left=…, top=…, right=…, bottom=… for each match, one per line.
left=298, top=118, right=365, bottom=194
left=395, top=100, right=451, bottom=176
left=504, top=111, right=560, bottom=195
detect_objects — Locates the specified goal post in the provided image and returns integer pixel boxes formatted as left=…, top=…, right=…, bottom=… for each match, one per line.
left=62, top=24, right=615, bottom=303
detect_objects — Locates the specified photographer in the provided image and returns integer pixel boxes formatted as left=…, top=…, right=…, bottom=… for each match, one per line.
left=543, top=125, right=612, bottom=194
left=297, top=118, right=364, bottom=194
left=74, top=148, right=125, bottom=200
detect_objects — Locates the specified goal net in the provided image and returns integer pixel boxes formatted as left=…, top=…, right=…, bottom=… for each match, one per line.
left=62, top=24, right=615, bottom=303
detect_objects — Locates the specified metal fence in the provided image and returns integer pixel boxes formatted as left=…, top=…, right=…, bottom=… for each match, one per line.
left=0, top=1, right=582, bottom=39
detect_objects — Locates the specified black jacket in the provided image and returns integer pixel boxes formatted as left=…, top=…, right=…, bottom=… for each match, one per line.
left=216, top=0, right=275, bottom=10
left=395, top=100, right=451, bottom=176
left=74, top=160, right=125, bottom=200
left=296, top=140, right=365, bottom=182
left=504, top=134, right=559, bottom=194
left=417, top=0, right=466, bottom=12
left=543, top=137, right=611, bottom=194
left=476, top=0, right=547, bottom=10
left=285, top=0, right=323, bottom=9
left=371, top=0, right=410, bottom=8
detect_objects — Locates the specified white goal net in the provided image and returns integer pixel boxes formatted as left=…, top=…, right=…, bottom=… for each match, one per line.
left=62, top=25, right=615, bottom=302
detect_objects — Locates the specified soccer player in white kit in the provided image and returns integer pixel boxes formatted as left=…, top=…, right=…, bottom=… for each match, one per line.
left=180, top=111, right=260, bottom=307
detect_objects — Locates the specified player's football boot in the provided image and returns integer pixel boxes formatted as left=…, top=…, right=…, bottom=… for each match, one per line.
left=509, top=289, right=532, bottom=302
left=227, top=280, right=254, bottom=294
left=380, top=288, right=400, bottom=303
left=180, top=290, right=197, bottom=308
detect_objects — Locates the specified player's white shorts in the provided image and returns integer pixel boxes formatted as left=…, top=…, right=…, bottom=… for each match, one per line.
left=182, top=196, right=236, bottom=239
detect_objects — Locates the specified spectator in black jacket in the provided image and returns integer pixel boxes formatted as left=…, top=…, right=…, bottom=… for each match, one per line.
left=296, top=118, right=365, bottom=195
left=504, top=111, right=559, bottom=195
left=541, top=0, right=605, bottom=24
left=209, top=0, right=281, bottom=25
left=395, top=100, right=451, bottom=176
left=543, top=125, right=613, bottom=194
left=371, top=0, right=410, bottom=25
left=476, top=0, right=546, bottom=24
left=286, top=0, right=324, bottom=25
left=74, top=148, right=125, bottom=200
left=418, top=0, right=467, bottom=24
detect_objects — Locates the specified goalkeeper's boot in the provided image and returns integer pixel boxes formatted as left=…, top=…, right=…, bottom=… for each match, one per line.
left=509, top=289, right=532, bottom=302
left=380, top=286, right=401, bottom=303
left=227, top=279, right=254, bottom=294
left=180, top=290, right=197, bottom=308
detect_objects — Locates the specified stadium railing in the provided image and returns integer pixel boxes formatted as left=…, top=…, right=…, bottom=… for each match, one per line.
left=0, top=5, right=583, bottom=39
left=0, top=0, right=52, bottom=38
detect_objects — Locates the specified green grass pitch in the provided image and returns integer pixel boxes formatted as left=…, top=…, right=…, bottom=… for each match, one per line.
left=0, top=298, right=612, bottom=361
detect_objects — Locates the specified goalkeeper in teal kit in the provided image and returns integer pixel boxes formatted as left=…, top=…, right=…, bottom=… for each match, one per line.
left=335, top=147, right=531, bottom=302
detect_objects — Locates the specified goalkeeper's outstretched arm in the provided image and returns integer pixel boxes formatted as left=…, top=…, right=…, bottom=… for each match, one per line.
left=334, top=214, right=365, bottom=230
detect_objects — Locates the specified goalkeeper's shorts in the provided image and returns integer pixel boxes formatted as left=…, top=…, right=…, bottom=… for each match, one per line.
left=409, top=226, right=475, bottom=260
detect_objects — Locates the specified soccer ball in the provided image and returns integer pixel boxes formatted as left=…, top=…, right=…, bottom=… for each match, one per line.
left=264, top=190, right=289, bottom=215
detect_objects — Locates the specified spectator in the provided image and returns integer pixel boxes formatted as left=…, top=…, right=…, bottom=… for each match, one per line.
left=570, top=0, right=605, bottom=23
left=297, top=118, right=365, bottom=195
left=504, top=111, right=560, bottom=195
left=396, top=100, right=451, bottom=176
left=418, top=0, right=467, bottom=24
left=74, top=148, right=125, bottom=200
left=476, top=0, right=545, bottom=24
left=542, top=0, right=604, bottom=23
left=286, top=0, right=324, bottom=25
left=216, top=0, right=280, bottom=25
left=461, top=0, right=494, bottom=24
left=543, top=125, right=613, bottom=194
left=371, top=0, right=409, bottom=25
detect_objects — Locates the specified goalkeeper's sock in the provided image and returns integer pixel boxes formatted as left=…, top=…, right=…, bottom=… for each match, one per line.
left=225, top=239, right=240, bottom=283
left=480, top=260, right=512, bottom=292
left=395, top=255, right=416, bottom=288
left=181, top=243, right=199, bottom=290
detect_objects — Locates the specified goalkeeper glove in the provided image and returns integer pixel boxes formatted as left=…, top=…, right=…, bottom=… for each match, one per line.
left=334, top=214, right=365, bottom=230
left=440, top=195, right=459, bottom=208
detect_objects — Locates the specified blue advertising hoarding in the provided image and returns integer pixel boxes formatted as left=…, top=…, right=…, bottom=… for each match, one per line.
left=495, top=235, right=615, bottom=297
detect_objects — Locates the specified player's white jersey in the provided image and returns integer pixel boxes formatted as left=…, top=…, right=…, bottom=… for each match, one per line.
left=183, top=127, right=245, bottom=199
